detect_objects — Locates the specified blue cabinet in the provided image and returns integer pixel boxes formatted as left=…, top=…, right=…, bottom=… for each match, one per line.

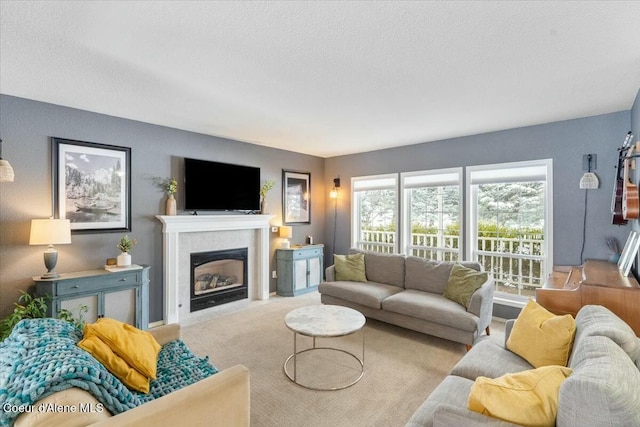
left=34, top=265, right=150, bottom=329
left=276, top=245, right=324, bottom=297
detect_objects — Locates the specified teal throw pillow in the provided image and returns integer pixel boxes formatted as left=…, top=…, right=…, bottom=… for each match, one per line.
left=443, top=264, right=488, bottom=309
left=334, top=253, right=367, bottom=282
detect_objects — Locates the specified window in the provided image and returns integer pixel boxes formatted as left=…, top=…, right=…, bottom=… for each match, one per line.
left=351, top=174, right=398, bottom=253
left=401, top=168, right=462, bottom=261
left=467, top=160, right=553, bottom=301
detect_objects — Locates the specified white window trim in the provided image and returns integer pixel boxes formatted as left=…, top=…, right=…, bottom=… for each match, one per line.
left=400, top=167, right=463, bottom=256
left=465, top=159, right=553, bottom=302
left=351, top=173, right=399, bottom=252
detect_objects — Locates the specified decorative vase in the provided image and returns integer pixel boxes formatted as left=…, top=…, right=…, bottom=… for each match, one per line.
left=117, top=252, right=131, bottom=267
left=261, top=199, right=267, bottom=214
left=609, top=253, right=621, bottom=264
left=166, top=193, right=177, bottom=216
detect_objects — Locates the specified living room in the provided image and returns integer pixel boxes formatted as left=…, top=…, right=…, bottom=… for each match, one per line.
left=1, top=1, right=640, bottom=426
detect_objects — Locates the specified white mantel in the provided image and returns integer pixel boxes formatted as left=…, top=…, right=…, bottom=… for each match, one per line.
left=156, top=214, right=273, bottom=324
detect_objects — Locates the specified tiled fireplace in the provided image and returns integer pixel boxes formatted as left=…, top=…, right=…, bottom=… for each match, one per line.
left=156, top=214, right=273, bottom=324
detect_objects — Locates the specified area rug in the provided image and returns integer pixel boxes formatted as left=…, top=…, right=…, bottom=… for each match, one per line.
left=181, top=292, right=500, bottom=427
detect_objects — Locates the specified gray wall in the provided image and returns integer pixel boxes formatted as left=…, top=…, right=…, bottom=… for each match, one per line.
left=323, top=111, right=633, bottom=318
left=0, top=95, right=325, bottom=322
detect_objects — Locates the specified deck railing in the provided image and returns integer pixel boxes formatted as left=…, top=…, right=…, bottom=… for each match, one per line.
left=357, top=230, right=545, bottom=297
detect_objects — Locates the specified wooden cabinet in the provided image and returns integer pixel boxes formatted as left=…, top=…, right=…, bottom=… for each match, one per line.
left=276, top=245, right=324, bottom=296
left=34, top=265, right=150, bottom=329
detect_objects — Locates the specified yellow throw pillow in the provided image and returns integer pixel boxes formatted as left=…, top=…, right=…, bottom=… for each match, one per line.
left=78, top=333, right=151, bottom=393
left=84, top=318, right=161, bottom=379
left=468, top=365, right=572, bottom=427
left=507, top=299, right=576, bottom=368
left=443, top=264, right=488, bottom=309
left=334, top=253, right=367, bottom=282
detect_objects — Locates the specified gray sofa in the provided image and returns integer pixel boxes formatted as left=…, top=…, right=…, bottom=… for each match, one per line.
left=406, top=305, right=640, bottom=426
left=318, top=249, right=494, bottom=347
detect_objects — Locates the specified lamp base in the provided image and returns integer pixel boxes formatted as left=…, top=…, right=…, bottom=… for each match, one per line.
left=42, top=247, right=59, bottom=279
left=281, top=239, right=291, bottom=249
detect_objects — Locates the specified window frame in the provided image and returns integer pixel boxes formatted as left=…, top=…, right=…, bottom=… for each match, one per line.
left=400, top=167, right=463, bottom=260
left=465, top=159, right=553, bottom=304
left=351, top=173, right=399, bottom=253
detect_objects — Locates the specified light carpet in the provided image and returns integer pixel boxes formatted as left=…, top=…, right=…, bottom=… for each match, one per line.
left=181, top=292, right=504, bottom=427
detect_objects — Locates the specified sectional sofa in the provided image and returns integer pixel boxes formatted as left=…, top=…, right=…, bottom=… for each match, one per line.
left=406, top=304, right=640, bottom=426
left=318, top=249, right=494, bottom=347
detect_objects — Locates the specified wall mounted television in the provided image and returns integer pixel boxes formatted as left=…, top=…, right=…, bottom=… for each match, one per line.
left=184, top=158, right=261, bottom=212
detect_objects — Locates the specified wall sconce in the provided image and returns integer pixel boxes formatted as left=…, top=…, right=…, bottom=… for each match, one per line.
left=0, top=138, right=15, bottom=182
left=279, top=225, right=293, bottom=249
left=29, top=218, right=72, bottom=278
left=579, top=154, right=599, bottom=189
left=329, top=177, right=341, bottom=199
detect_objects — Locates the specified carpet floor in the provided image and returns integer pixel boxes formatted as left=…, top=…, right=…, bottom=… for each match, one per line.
left=181, top=292, right=504, bottom=427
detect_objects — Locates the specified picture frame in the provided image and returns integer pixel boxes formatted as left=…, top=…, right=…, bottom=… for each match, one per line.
left=618, top=230, right=640, bottom=276
left=52, top=137, right=131, bottom=234
left=282, top=170, right=311, bottom=224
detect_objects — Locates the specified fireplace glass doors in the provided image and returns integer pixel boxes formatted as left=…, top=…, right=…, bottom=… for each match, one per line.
left=190, top=248, right=248, bottom=312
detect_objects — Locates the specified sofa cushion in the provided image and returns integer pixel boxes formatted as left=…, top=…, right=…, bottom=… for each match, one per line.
left=507, top=299, right=576, bottom=368
left=468, top=365, right=572, bottom=427
left=572, top=304, right=640, bottom=364
left=443, top=264, right=488, bottom=309
left=405, top=257, right=481, bottom=294
left=317, top=280, right=403, bottom=309
left=82, top=318, right=161, bottom=378
left=450, top=338, right=533, bottom=380
left=349, top=248, right=405, bottom=288
left=405, top=375, right=476, bottom=427
left=334, top=253, right=367, bottom=282
left=558, top=335, right=640, bottom=427
left=382, top=290, right=478, bottom=332
left=79, top=332, right=152, bottom=393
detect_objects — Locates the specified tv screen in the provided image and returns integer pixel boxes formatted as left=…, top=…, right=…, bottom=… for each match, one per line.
left=184, top=158, right=260, bottom=212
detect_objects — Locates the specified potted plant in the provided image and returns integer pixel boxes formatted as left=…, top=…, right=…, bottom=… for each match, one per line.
left=152, top=176, right=178, bottom=215
left=0, top=291, right=86, bottom=341
left=117, top=235, right=137, bottom=267
left=260, top=180, right=275, bottom=214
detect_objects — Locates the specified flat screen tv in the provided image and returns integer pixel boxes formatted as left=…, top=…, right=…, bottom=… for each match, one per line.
left=184, top=158, right=260, bottom=212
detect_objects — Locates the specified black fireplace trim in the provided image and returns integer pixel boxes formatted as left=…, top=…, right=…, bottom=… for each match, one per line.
left=190, top=247, right=248, bottom=312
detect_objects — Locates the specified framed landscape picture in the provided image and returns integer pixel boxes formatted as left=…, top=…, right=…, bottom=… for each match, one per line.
left=283, top=170, right=311, bottom=224
left=52, top=137, right=131, bottom=233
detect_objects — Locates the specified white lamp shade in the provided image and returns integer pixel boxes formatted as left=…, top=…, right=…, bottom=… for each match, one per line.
left=0, top=159, right=14, bottom=182
left=30, top=219, right=72, bottom=245
left=279, top=226, right=293, bottom=239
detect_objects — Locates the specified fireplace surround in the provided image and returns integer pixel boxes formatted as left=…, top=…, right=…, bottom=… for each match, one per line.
left=156, top=214, right=273, bottom=324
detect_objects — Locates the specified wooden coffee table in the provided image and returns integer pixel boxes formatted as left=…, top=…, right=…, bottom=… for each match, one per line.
left=283, top=304, right=366, bottom=390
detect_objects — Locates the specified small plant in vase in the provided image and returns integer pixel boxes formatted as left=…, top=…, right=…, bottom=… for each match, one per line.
left=117, top=235, right=137, bottom=267
left=151, top=176, right=178, bottom=215
left=260, top=180, right=275, bottom=214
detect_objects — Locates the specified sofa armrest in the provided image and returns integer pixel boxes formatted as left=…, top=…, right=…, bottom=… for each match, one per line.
left=91, top=364, right=250, bottom=427
left=325, top=265, right=335, bottom=282
left=433, top=404, right=520, bottom=427
left=467, top=277, right=495, bottom=336
left=148, top=323, right=181, bottom=345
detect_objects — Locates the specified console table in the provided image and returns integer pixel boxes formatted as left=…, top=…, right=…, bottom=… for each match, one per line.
left=34, top=265, right=150, bottom=329
left=276, top=244, right=324, bottom=296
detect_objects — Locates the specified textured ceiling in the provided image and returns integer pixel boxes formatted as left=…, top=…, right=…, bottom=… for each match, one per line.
left=1, top=1, right=639, bottom=158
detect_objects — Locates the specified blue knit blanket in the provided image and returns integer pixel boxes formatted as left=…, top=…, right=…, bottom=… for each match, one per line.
left=0, top=318, right=217, bottom=426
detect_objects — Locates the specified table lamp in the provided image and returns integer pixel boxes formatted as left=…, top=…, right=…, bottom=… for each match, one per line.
left=280, top=226, right=293, bottom=249
left=30, top=218, right=71, bottom=278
